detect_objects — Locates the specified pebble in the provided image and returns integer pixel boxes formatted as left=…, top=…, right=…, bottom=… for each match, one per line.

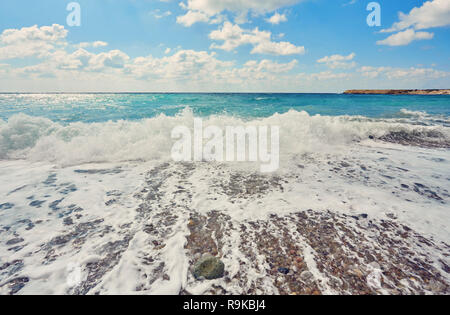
left=6, top=238, right=24, bottom=246
left=193, top=256, right=225, bottom=280
left=278, top=267, right=290, bottom=275
left=300, top=271, right=314, bottom=281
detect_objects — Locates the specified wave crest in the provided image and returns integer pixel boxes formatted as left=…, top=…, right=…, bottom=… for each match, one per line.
left=1, top=108, right=448, bottom=166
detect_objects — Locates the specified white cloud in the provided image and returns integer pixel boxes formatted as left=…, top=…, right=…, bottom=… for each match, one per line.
left=176, top=10, right=210, bottom=27
left=177, top=0, right=301, bottom=26
left=243, top=59, right=297, bottom=73
left=0, top=24, right=67, bottom=44
left=358, top=66, right=449, bottom=80
left=77, top=41, right=108, bottom=49
left=0, top=24, right=302, bottom=89
left=0, top=24, right=129, bottom=75
left=266, top=12, right=288, bottom=24
left=377, top=29, right=434, bottom=46
left=150, top=10, right=172, bottom=19
left=317, top=53, right=356, bottom=69
left=0, top=24, right=68, bottom=60
left=125, top=50, right=234, bottom=80
left=51, top=49, right=92, bottom=71
left=1, top=24, right=449, bottom=92
left=183, top=0, right=300, bottom=16
left=90, top=50, right=130, bottom=70
left=93, top=41, right=108, bottom=48
left=386, top=67, right=448, bottom=80
left=359, top=66, right=387, bottom=79
left=377, top=0, right=449, bottom=46
left=21, top=48, right=130, bottom=74
left=0, top=63, right=11, bottom=76
left=104, top=50, right=298, bottom=84
left=0, top=41, right=54, bottom=60
left=308, top=71, right=351, bottom=80
left=252, top=40, right=304, bottom=55
left=381, top=0, right=450, bottom=33
left=217, top=59, right=298, bottom=83
left=343, top=0, right=357, bottom=6
left=209, top=22, right=305, bottom=55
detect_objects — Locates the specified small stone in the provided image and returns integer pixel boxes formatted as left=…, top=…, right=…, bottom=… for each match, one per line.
left=296, top=257, right=303, bottom=263
left=193, top=256, right=225, bottom=280
left=300, top=271, right=314, bottom=281
left=278, top=267, right=290, bottom=275
left=6, top=238, right=24, bottom=246
left=63, top=217, right=74, bottom=226
left=0, top=203, right=14, bottom=210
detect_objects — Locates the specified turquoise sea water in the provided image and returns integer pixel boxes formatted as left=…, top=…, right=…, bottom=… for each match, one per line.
left=0, top=92, right=449, bottom=164
left=1, top=95, right=450, bottom=296
left=0, top=93, right=449, bottom=123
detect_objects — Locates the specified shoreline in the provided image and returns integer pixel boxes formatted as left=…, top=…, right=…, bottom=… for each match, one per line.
left=344, top=89, right=450, bottom=95
left=1, top=91, right=449, bottom=95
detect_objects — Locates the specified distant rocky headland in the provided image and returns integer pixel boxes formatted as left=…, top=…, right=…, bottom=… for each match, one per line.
left=343, top=89, right=450, bottom=95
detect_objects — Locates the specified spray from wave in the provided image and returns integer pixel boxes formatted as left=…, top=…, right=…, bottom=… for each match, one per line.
left=0, top=108, right=449, bottom=166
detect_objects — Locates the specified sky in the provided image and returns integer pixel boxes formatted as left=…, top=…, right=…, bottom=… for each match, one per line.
left=0, top=0, right=449, bottom=92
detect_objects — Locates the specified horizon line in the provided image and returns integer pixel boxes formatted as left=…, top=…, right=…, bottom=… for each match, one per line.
left=0, top=91, right=343, bottom=94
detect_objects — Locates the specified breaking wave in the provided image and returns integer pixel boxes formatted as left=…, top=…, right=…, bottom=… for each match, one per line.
left=394, top=109, right=450, bottom=127
left=0, top=108, right=449, bottom=166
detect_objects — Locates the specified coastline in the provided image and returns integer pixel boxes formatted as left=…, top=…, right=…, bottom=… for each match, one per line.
left=0, top=95, right=449, bottom=295
left=343, top=89, right=450, bottom=95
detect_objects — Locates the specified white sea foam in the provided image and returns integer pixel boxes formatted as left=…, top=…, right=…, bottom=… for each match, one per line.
left=400, top=108, right=428, bottom=118
left=1, top=108, right=448, bottom=167
left=0, top=108, right=449, bottom=295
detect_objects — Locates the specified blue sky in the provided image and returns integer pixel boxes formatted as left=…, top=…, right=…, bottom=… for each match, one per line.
left=0, top=0, right=449, bottom=92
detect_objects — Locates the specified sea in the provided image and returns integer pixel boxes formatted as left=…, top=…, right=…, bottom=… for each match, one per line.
left=0, top=93, right=449, bottom=295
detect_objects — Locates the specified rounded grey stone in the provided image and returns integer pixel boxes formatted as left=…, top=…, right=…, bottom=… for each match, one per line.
left=193, top=256, right=225, bottom=280
left=300, top=271, right=314, bottom=281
